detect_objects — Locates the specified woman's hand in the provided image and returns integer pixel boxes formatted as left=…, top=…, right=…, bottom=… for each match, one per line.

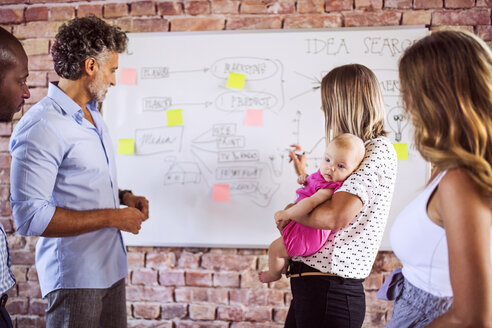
left=289, top=144, right=307, bottom=176
left=297, top=173, right=309, bottom=185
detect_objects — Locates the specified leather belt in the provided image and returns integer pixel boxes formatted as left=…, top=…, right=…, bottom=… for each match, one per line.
left=0, top=294, right=7, bottom=308
left=286, top=271, right=340, bottom=278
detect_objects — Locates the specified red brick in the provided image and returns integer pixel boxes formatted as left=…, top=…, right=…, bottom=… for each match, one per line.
left=175, top=287, right=229, bottom=304
left=11, top=266, right=27, bottom=283
left=213, top=272, right=240, bottom=287
left=363, top=272, right=384, bottom=290
left=344, top=11, right=402, bottom=26
left=0, top=154, right=10, bottom=169
left=29, top=298, right=47, bottom=316
left=211, top=0, right=239, bottom=14
left=0, top=200, right=11, bottom=216
left=298, top=0, right=325, bottom=13
left=22, top=39, right=49, bottom=56
left=269, top=275, right=290, bottom=289
left=13, top=21, right=62, bottom=39
left=0, top=218, right=11, bottom=233
left=432, top=8, right=491, bottom=25
left=229, top=323, right=280, bottom=328
left=283, top=14, right=343, bottom=28
left=126, top=286, right=174, bottom=302
left=171, top=17, right=225, bottom=31
left=414, top=0, right=443, bottom=9
left=176, top=321, right=228, bottom=328
left=130, top=18, right=169, bottom=32
left=365, top=290, right=393, bottom=312
left=50, top=6, right=75, bottom=21
left=185, top=1, right=211, bottom=15
left=355, top=0, right=383, bottom=10
left=133, top=302, right=161, bottom=319
left=325, top=0, right=353, bottom=11
left=185, top=271, right=212, bottom=287
left=444, top=0, right=475, bottom=8
left=478, top=25, right=492, bottom=41
left=157, top=1, right=183, bottom=15
left=77, top=4, right=103, bottom=18
left=273, top=307, right=288, bottom=322
left=128, top=320, right=172, bottom=328
left=5, top=297, right=28, bottom=315
left=230, top=289, right=284, bottom=306
left=0, top=0, right=25, bottom=4
left=16, top=316, right=46, bottom=328
left=177, top=251, right=201, bottom=268
left=0, top=123, right=11, bottom=136
left=132, top=268, right=158, bottom=285
left=266, top=1, right=296, bottom=14
left=17, top=282, right=42, bottom=298
left=104, top=3, right=128, bottom=18
left=364, top=310, right=390, bottom=327
left=202, top=254, right=256, bottom=271
left=240, top=0, right=269, bottom=14
left=161, top=303, right=187, bottom=319
left=26, top=71, right=47, bottom=88
left=244, top=306, right=271, bottom=322
left=25, top=6, right=48, bottom=22
left=0, top=137, right=8, bottom=152
left=477, top=0, right=492, bottom=7
left=11, top=250, right=35, bottom=265
left=27, top=54, right=53, bottom=71
left=402, top=10, right=431, bottom=25
left=130, top=1, right=156, bottom=16
left=372, top=251, right=401, bottom=272
left=217, top=305, right=245, bottom=321
left=7, top=234, right=26, bottom=249
left=47, top=71, right=59, bottom=84
left=429, top=25, right=474, bottom=32
left=240, top=271, right=266, bottom=289
left=27, top=266, right=38, bottom=281
left=159, top=269, right=185, bottom=286
left=127, top=251, right=145, bottom=269
left=25, top=87, right=47, bottom=105
left=0, top=8, right=24, bottom=24
left=146, top=251, right=176, bottom=270
left=189, top=303, right=216, bottom=320
left=384, top=0, right=412, bottom=8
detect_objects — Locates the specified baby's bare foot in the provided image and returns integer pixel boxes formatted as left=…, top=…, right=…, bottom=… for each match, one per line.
left=258, top=270, right=281, bottom=283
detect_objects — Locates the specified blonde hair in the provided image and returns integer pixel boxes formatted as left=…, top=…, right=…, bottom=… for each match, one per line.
left=399, top=30, right=492, bottom=192
left=321, top=64, right=387, bottom=142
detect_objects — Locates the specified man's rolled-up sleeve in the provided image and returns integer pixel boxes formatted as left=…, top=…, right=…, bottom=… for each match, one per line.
left=9, top=118, right=64, bottom=236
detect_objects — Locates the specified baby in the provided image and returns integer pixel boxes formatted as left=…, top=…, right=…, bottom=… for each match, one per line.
left=259, top=133, right=365, bottom=283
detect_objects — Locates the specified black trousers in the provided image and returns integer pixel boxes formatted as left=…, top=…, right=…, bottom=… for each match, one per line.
left=285, top=261, right=366, bottom=328
left=0, top=294, right=13, bottom=328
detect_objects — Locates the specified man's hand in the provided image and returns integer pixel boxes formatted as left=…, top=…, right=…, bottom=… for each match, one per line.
left=122, top=193, right=149, bottom=219
left=116, top=207, right=148, bottom=234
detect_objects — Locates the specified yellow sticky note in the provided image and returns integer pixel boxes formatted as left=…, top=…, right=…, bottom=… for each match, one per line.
left=213, top=184, right=230, bottom=202
left=393, top=143, right=408, bottom=160
left=167, top=109, right=183, bottom=126
left=226, top=72, right=246, bottom=90
left=118, top=139, right=135, bottom=155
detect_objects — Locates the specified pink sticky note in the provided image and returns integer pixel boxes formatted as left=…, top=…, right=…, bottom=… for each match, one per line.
left=119, top=68, right=137, bottom=85
left=213, top=184, right=230, bottom=202
left=244, top=108, right=263, bottom=127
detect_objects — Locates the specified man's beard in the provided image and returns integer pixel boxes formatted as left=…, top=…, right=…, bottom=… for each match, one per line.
left=88, top=73, right=108, bottom=103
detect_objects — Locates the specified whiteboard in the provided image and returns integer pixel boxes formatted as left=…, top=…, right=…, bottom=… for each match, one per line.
left=102, top=26, right=430, bottom=249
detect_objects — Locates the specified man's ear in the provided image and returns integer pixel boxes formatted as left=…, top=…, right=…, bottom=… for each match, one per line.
left=84, top=57, right=98, bottom=77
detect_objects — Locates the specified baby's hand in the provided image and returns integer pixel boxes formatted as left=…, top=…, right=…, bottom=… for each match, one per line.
left=274, top=210, right=290, bottom=225
left=297, top=173, right=308, bottom=185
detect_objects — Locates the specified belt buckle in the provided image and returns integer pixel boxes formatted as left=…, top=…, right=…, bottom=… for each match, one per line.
left=0, top=294, right=7, bottom=307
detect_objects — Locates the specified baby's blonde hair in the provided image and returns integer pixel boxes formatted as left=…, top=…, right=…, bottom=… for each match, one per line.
left=331, top=133, right=366, bottom=167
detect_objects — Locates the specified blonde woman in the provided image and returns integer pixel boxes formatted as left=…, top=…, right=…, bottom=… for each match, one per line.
left=277, top=64, right=397, bottom=327
left=379, top=30, right=492, bottom=327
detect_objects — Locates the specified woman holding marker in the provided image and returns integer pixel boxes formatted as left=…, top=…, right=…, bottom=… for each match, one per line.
left=275, top=64, right=397, bottom=328
left=379, top=30, right=492, bottom=328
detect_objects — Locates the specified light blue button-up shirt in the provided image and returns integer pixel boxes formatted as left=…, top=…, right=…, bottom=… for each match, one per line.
left=9, top=82, right=127, bottom=297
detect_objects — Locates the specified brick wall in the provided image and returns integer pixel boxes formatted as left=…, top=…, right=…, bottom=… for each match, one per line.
left=0, top=0, right=490, bottom=327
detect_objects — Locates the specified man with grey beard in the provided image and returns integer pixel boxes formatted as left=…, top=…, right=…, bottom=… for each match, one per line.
left=0, top=26, right=30, bottom=328
left=9, top=16, right=149, bottom=328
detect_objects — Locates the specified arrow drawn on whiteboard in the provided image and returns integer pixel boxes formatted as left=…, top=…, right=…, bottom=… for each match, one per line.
left=290, top=71, right=321, bottom=100
left=168, top=67, right=210, bottom=74
left=190, top=147, right=213, bottom=176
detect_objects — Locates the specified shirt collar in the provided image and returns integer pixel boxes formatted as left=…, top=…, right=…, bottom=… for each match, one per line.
left=47, top=82, right=99, bottom=125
